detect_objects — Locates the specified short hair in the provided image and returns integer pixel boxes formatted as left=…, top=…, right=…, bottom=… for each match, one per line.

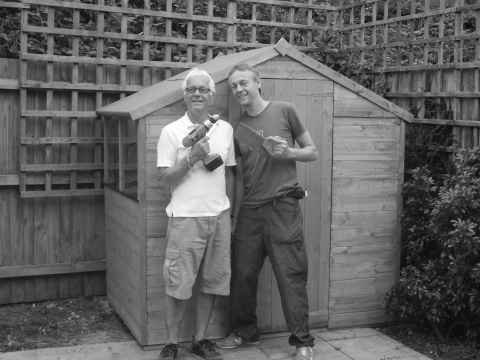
left=227, top=63, right=260, bottom=82
left=182, top=68, right=216, bottom=94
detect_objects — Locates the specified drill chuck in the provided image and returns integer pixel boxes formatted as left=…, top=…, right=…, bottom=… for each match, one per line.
left=182, top=114, right=220, bottom=148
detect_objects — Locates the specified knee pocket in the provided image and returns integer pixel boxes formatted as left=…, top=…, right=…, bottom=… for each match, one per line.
left=163, top=248, right=182, bottom=287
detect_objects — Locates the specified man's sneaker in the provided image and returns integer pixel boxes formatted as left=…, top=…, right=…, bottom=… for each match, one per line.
left=295, top=346, right=313, bottom=360
left=216, top=333, right=260, bottom=349
left=191, top=339, right=222, bottom=360
left=159, top=343, right=178, bottom=360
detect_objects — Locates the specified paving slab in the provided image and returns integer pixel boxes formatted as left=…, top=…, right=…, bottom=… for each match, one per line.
left=0, top=328, right=431, bottom=360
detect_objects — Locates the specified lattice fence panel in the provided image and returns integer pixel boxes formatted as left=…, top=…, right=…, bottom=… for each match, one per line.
left=19, top=0, right=333, bottom=197
left=335, top=0, right=480, bottom=148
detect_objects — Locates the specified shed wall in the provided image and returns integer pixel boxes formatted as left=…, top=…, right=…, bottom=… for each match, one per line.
left=329, top=84, right=403, bottom=327
left=105, top=187, right=146, bottom=344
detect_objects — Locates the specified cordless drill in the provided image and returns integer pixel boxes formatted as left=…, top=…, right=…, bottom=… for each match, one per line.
left=182, top=114, right=224, bottom=171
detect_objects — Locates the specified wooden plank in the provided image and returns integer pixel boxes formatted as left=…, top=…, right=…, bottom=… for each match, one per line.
left=0, top=174, right=19, bottom=186
left=0, top=78, right=19, bottom=90
left=0, top=1, right=30, bottom=9
left=0, top=90, right=19, bottom=174
left=146, top=210, right=168, bottom=238
left=333, top=178, right=398, bottom=196
left=334, top=138, right=397, bottom=154
left=333, top=193, right=397, bottom=213
left=21, top=136, right=104, bottom=144
left=0, top=260, right=105, bottom=279
left=300, top=78, right=332, bottom=326
left=255, top=57, right=329, bottom=80
left=21, top=163, right=134, bottom=172
left=146, top=237, right=165, bottom=257
left=331, top=244, right=398, bottom=280
left=333, top=160, right=399, bottom=178
left=137, top=118, right=146, bottom=202
left=118, top=118, right=125, bottom=192
left=329, top=309, right=389, bottom=328
left=410, top=118, right=480, bottom=127
left=20, top=189, right=104, bottom=198
left=24, top=0, right=334, bottom=12
left=329, top=274, right=396, bottom=327
left=332, top=211, right=397, bottom=230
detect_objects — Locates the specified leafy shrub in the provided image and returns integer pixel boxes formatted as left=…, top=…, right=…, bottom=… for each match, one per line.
left=387, top=148, right=480, bottom=341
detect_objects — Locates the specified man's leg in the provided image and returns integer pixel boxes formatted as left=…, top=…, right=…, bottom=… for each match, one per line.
left=160, top=295, right=188, bottom=359
left=267, top=198, right=315, bottom=350
left=194, top=292, right=215, bottom=341
left=229, top=206, right=266, bottom=342
left=161, top=216, right=206, bottom=359
left=165, top=295, right=188, bottom=344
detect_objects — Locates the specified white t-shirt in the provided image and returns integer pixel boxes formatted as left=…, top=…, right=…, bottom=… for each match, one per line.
left=156, top=113, right=236, bottom=217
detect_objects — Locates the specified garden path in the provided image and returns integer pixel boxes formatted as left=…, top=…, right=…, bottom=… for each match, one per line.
left=0, top=328, right=431, bottom=360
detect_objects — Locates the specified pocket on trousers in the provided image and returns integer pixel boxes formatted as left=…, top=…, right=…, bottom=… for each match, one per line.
left=273, top=198, right=303, bottom=243
left=163, top=248, right=181, bottom=286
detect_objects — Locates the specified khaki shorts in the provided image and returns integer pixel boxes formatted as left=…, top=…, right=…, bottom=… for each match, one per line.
left=163, top=210, right=231, bottom=300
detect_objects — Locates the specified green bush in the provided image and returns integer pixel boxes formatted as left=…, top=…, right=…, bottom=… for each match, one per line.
left=387, top=149, right=480, bottom=340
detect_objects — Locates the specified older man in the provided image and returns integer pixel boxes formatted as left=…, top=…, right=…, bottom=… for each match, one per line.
left=157, top=68, right=235, bottom=360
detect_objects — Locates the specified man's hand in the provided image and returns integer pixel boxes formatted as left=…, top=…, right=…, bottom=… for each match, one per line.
left=190, top=136, right=210, bottom=164
left=264, top=136, right=292, bottom=159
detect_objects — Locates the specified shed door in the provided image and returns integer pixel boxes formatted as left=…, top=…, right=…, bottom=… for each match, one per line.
left=229, top=76, right=333, bottom=332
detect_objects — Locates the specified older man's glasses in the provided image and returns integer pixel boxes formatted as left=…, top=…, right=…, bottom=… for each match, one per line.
left=185, top=86, right=210, bottom=94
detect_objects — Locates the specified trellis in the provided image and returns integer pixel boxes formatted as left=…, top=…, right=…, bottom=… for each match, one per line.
left=17, top=0, right=480, bottom=197
left=335, top=0, right=480, bottom=148
left=18, top=0, right=334, bottom=197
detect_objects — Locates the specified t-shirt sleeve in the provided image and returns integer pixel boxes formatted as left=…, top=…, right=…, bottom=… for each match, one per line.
left=225, top=124, right=237, bottom=166
left=156, top=126, right=177, bottom=167
left=285, top=103, right=307, bottom=141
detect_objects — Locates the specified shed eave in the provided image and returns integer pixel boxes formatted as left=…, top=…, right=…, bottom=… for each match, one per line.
left=95, top=45, right=280, bottom=120
left=96, top=110, right=133, bottom=121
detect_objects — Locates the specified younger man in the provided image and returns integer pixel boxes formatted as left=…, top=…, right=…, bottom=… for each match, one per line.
left=218, top=64, right=318, bottom=360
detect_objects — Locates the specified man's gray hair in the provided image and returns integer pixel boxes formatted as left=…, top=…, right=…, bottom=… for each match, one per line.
left=182, top=68, right=216, bottom=94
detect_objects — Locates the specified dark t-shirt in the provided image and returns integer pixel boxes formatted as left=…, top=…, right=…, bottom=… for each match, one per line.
left=234, top=101, right=306, bottom=206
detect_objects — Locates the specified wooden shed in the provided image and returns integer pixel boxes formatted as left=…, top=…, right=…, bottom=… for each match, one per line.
left=97, top=38, right=412, bottom=347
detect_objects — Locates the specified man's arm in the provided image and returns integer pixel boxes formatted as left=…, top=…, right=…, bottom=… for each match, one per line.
left=267, top=130, right=318, bottom=162
left=159, top=136, right=210, bottom=185
left=229, top=159, right=244, bottom=233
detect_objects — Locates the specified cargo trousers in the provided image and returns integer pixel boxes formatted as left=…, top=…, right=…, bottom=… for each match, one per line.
left=230, top=196, right=315, bottom=347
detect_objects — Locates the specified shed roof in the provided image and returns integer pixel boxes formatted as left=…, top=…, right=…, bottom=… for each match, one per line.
left=97, top=38, right=413, bottom=122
